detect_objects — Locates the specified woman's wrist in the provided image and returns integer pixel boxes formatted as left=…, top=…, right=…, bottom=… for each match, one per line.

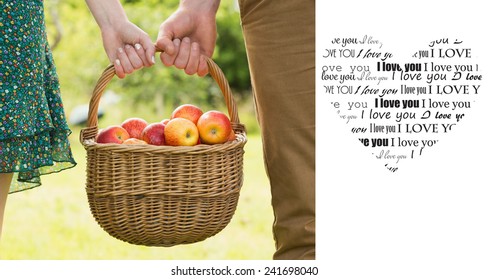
left=85, top=0, right=129, bottom=30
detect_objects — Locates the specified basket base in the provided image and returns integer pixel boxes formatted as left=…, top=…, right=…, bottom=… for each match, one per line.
left=88, top=193, right=240, bottom=247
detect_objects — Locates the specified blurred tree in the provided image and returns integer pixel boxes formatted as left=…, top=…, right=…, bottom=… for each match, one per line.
left=215, top=2, right=251, bottom=93
left=45, top=0, right=63, bottom=50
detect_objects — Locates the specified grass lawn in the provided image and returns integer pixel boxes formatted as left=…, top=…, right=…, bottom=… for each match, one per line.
left=0, top=130, right=274, bottom=260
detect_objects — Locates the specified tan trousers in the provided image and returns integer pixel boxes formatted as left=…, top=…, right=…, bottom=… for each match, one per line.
left=238, top=0, right=315, bottom=259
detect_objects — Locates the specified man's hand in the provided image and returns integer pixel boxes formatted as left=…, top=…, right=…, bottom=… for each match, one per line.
left=156, top=0, right=220, bottom=76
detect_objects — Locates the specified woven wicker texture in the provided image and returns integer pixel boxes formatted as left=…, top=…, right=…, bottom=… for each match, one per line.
left=80, top=57, right=246, bottom=247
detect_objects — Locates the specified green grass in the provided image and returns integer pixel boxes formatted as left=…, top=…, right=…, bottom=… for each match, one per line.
left=0, top=132, right=274, bottom=260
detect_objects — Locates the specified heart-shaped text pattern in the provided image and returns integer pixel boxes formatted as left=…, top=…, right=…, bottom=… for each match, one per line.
left=321, top=36, right=482, bottom=172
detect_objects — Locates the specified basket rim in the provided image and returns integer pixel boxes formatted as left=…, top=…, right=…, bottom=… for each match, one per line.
left=82, top=130, right=247, bottom=154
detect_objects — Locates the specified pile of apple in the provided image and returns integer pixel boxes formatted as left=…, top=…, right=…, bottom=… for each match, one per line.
left=95, top=104, right=236, bottom=146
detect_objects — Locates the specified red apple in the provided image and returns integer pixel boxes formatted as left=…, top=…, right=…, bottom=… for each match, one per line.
left=171, top=104, right=203, bottom=125
left=227, top=129, right=237, bottom=142
left=164, top=118, right=199, bottom=146
left=123, top=138, right=148, bottom=145
left=121, top=117, right=148, bottom=139
left=197, top=110, right=232, bottom=144
left=96, top=125, right=130, bottom=144
left=141, top=123, right=166, bottom=146
left=161, top=118, right=170, bottom=125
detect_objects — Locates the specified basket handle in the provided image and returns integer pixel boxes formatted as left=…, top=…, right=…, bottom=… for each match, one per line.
left=83, top=48, right=240, bottom=133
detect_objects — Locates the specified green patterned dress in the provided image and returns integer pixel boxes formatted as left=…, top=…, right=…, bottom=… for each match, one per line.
left=0, top=0, right=76, bottom=193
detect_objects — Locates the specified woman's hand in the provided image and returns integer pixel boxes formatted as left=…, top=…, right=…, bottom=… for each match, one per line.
left=85, top=0, right=155, bottom=78
left=100, top=20, right=155, bottom=78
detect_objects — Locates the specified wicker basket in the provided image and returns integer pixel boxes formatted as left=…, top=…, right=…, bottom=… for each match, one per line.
left=79, top=57, right=247, bottom=247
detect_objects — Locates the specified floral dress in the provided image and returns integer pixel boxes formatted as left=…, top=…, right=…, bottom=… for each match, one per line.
left=0, top=0, right=76, bottom=193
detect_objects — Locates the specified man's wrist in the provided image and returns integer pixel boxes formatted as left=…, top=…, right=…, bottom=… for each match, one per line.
left=180, top=0, right=221, bottom=15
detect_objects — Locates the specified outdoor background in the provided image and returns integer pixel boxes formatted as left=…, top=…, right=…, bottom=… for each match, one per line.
left=0, top=0, right=275, bottom=259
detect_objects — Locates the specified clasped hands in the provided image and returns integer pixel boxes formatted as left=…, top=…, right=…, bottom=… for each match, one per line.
left=103, top=5, right=217, bottom=79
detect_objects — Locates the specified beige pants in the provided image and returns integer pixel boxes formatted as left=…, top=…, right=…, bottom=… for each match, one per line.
left=238, top=0, right=315, bottom=259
